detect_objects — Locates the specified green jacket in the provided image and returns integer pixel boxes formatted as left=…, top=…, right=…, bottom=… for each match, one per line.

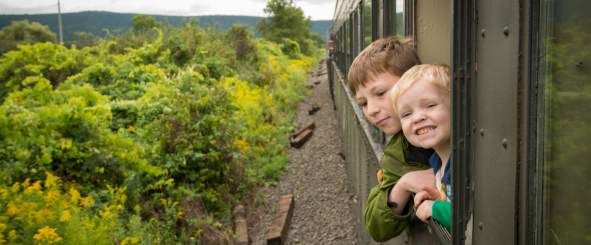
left=364, top=133, right=432, bottom=242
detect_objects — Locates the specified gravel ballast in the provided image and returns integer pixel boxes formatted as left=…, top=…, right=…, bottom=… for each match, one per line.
left=247, top=60, right=360, bottom=245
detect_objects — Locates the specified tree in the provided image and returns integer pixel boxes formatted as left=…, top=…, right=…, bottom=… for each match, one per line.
left=132, top=15, right=160, bottom=34
left=0, top=20, right=56, bottom=53
left=256, top=0, right=315, bottom=55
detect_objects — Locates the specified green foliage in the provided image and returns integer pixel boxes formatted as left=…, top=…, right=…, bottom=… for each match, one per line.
left=257, top=0, right=318, bottom=55
left=0, top=20, right=55, bottom=54
left=225, top=25, right=257, bottom=61
left=0, top=79, right=161, bottom=187
left=73, top=32, right=100, bottom=48
left=0, top=17, right=320, bottom=243
left=132, top=15, right=160, bottom=35
left=280, top=38, right=301, bottom=58
left=0, top=43, right=94, bottom=101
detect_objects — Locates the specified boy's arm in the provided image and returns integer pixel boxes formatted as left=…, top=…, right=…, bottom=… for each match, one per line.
left=364, top=183, right=412, bottom=242
left=432, top=200, right=452, bottom=231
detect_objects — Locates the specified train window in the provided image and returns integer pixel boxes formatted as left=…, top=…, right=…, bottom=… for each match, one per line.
left=395, top=0, right=405, bottom=38
left=376, top=0, right=383, bottom=38
left=362, top=0, right=372, bottom=47
left=539, top=1, right=591, bottom=244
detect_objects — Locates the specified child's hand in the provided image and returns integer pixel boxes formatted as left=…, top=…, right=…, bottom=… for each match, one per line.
left=415, top=200, right=434, bottom=223
left=414, top=187, right=440, bottom=208
left=399, top=169, right=435, bottom=193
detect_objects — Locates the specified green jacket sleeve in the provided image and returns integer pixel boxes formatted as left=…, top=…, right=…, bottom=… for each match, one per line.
left=364, top=179, right=413, bottom=241
left=432, top=200, right=451, bottom=231
left=363, top=134, right=431, bottom=242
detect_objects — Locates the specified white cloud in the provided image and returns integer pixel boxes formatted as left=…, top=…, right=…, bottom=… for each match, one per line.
left=0, top=0, right=336, bottom=20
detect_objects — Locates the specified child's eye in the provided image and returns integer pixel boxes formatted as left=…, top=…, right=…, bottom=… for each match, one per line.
left=357, top=101, right=367, bottom=108
left=427, top=103, right=437, bottom=108
left=400, top=112, right=411, bottom=118
left=377, top=91, right=386, bottom=96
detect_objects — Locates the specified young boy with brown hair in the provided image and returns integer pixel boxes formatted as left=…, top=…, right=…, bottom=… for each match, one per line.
left=347, top=36, right=435, bottom=241
left=389, top=64, right=452, bottom=231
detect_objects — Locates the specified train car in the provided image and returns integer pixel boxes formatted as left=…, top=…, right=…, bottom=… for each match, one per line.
left=328, top=0, right=591, bottom=244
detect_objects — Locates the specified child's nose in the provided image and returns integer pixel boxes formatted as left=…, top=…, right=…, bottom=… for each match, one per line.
left=413, top=112, right=426, bottom=123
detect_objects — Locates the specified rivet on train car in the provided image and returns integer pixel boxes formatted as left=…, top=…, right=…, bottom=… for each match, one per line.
left=481, top=29, right=486, bottom=38
left=502, top=138, right=508, bottom=149
left=478, top=222, right=484, bottom=230
left=479, top=128, right=485, bottom=136
left=503, top=26, right=509, bottom=36
left=576, top=61, right=584, bottom=70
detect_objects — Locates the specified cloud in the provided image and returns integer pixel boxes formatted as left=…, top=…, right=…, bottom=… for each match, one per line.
left=0, top=2, right=58, bottom=14
left=296, top=0, right=335, bottom=5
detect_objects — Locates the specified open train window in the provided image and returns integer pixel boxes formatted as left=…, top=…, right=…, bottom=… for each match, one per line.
left=415, top=0, right=451, bottom=65
left=362, top=0, right=372, bottom=48
left=382, top=0, right=404, bottom=38
left=534, top=0, right=591, bottom=244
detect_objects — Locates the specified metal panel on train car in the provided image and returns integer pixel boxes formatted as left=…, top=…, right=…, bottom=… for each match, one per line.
left=416, top=0, right=451, bottom=65
left=472, top=0, right=518, bottom=244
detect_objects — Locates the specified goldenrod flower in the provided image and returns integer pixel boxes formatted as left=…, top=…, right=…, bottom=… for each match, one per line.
left=8, top=230, right=17, bottom=240
left=69, top=188, right=80, bottom=205
left=59, top=210, right=71, bottom=223
left=80, top=196, right=93, bottom=207
left=33, top=226, right=62, bottom=244
left=5, top=202, right=20, bottom=217
left=44, top=172, right=60, bottom=189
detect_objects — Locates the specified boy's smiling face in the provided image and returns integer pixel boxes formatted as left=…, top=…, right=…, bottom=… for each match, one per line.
left=355, top=72, right=401, bottom=135
left=396, top=80, right=450, bottom=152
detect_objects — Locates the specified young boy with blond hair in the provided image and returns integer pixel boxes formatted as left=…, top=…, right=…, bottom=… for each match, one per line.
left=389, top=64, right=452, bottom=231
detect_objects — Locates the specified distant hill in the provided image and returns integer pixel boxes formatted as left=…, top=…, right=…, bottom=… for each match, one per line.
left=0, top=11, right=331, bottom=43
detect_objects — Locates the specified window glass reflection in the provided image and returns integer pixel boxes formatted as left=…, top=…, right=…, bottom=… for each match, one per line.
left=543, top=1, right=591, bottom=244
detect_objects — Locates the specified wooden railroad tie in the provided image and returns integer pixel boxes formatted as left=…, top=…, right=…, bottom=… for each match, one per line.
left=266, top=194, right=295, bottom=245
left=289, top=121, right=315, bottom=148
left=308, top=103, right=320, bottom=115
left=233, top=205, right=248, bottom=245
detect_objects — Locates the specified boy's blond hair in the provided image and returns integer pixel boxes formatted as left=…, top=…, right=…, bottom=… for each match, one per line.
left=347, top=36, right=421, bottom=93
left=389, top=64, right=451, bottom=110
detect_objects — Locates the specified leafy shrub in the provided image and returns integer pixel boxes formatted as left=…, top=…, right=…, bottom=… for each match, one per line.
left=0, top=43, right=92, bottom=101
left=0, top=78, right=161, bottom=187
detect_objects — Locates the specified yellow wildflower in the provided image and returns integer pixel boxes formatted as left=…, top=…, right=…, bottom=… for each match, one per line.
left=34, top=209, right=55, bottom=223
left=10, top=182, right=20, bottom=193
left=99, top=209, right=113, bottom=219
left=44, top=172, right=60, bottom=189
left=234, top=139, right=250, bottom=151
left=0, top=189, right=8, bottom=199
left=69, top=188, right=80, bottom=205
left=33, top=226, right=62, bottom=244
left=45, top=190, right=60, bottom=203
left=60, top=210, right=71, bottom=223
left=25, top=181, right=42, bottom=195
left=22, top=179, right=31, bottom=189
left=8, top=230, right=17, bottom=240
left=80, top=196, right=94, bottom=207
left=120, top=237, right=140, bottom=245
left=5, top=202, right=20, bottom=217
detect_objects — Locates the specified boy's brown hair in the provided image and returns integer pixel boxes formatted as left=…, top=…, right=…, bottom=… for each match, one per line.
left=347, top=36, right=421, bottom=93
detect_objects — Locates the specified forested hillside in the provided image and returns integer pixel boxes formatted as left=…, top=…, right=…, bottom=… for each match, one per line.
left=0, top=11, right=331, bottom=43
left=0, top=0, right=323, bottom=243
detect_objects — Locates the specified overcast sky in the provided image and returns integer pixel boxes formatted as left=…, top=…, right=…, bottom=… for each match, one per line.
left=0, top=0, right=337, bottom=20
